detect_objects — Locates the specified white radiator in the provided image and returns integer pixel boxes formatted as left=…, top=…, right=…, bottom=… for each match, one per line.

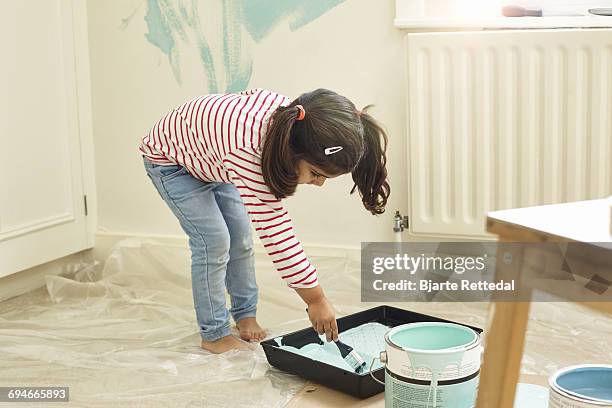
left=406, top=29, right=612, bottom=238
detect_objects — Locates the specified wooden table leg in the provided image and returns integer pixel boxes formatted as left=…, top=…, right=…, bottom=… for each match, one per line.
left=476, top=301, right=531, bottom=408
left=476, top=242, right=531, bottom=408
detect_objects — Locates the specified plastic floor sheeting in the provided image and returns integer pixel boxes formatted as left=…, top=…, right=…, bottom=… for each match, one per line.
left=1, top=239, right=611, bottom=407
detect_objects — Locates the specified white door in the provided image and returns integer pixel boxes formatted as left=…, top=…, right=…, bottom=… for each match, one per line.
left=0, top=0, right=93, bottom=277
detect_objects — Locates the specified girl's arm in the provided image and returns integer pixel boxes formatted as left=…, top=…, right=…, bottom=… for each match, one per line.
left=296, top=286, right=339, bottom=342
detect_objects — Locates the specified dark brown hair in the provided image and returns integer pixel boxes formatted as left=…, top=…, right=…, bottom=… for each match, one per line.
left=261, top=89, right=390, bottom=215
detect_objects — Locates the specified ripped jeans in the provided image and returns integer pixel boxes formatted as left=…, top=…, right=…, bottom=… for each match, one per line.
left=143, top=157, right=258, bottom=341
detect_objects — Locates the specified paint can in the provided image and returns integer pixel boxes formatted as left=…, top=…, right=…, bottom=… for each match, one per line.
left=549, top=365, right=612, bottom=407
left=381, top=322, right=481, bottom=408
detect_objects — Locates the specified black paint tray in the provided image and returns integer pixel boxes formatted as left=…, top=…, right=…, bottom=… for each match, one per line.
left=260, top=305, right=483, bottom=399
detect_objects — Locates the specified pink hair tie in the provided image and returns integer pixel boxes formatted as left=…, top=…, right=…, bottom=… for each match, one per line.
left=295, top=105, right=306, bottom=121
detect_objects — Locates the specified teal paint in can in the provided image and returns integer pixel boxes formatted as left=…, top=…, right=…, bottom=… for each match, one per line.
left=382, top=322, right=482, bottom=408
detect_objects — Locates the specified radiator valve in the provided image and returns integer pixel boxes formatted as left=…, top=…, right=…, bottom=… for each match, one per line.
left=393, top=211, right=409, bottom=232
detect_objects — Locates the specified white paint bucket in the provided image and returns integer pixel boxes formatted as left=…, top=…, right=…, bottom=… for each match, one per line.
left=549, top=365, right=612, bottom=407
left=381, top=322, right=481, bottom=408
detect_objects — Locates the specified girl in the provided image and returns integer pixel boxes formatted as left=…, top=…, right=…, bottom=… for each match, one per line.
left=139, top=88, right=389, bottom=354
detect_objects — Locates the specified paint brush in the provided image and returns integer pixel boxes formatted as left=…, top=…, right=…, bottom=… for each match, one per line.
left=502, top=5, right=587, bottom=17
left=333, top=340, right=367, bottom=373
left=305, top=307, right=367, bottom=373
left=312, top=333, right=367, bottom=373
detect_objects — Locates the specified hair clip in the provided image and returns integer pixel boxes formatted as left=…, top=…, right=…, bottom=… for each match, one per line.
left=295, top=105, right=306, bottom=121
left=324, top=146, right=343, bottom=155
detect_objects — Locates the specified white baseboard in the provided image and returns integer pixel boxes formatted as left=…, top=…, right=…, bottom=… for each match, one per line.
left=0, top=250, right=94, bottom=302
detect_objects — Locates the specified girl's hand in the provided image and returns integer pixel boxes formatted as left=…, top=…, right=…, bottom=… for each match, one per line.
left=295, top=286, right=339, bottom=342
left=306, top=297, right=338, bottom=342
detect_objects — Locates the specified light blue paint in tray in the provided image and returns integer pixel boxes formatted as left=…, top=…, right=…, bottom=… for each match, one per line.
left=273, top=322, right=389, bottom=375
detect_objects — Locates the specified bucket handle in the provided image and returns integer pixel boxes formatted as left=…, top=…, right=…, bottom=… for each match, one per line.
left=369, top=352, right=386, bottom=386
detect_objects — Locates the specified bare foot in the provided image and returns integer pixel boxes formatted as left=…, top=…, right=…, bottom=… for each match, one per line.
left=236, top=317, right=267, bottom=342
left=200, top=335, right=251, bottom=354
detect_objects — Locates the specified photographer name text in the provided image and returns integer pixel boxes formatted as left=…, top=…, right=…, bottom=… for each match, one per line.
left=372, top=279, right=515, bottom=292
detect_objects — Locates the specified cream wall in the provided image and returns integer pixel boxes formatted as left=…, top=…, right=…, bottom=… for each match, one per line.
left=87, top=0, right=407, bottom=249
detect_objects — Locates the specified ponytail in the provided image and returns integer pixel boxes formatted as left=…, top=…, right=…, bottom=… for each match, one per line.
left=351, top=106, right=390, bottom=215
left=261, top=103, right=302, bottom=199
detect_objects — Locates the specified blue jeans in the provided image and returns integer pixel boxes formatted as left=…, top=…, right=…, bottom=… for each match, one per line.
left=143, top=157, right=258, bottom=341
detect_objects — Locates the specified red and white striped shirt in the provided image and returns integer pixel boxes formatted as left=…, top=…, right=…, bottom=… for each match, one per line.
left=139, top=88, right=318, bottom=288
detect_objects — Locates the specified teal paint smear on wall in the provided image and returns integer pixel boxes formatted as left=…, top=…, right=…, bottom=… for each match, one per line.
left=197, top=42, right=219, bottom=93
left=239, top=0, right=303, bottom=43
left=144, top=0, right=174, bottom=57
left=222, top=1, right=252, bottom=92
left=136, top=0, right=346, bottom=91
left=186, top=1, right=219, bottom=93
left=143, top=0, right=188, bottom=84
left=240, top=0, right=346, bottom=42
left=288, top=0, right=346, bottom=30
